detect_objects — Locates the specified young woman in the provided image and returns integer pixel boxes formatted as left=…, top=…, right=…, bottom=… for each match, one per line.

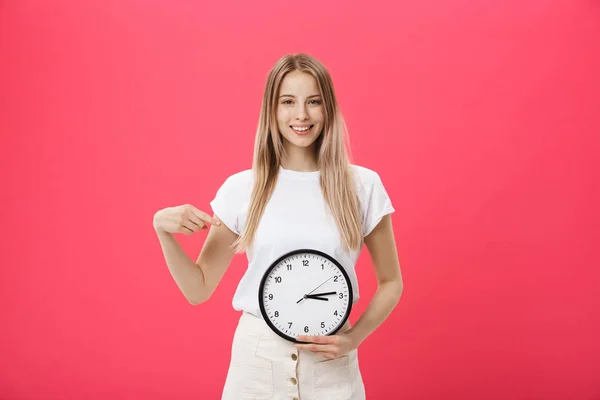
left=153, top=53, right=403, bottom=400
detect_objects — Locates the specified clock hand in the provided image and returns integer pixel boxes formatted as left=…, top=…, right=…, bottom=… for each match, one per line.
left=308, top=291, right=337, bottom=297
left=296, top=276, right=334, bottom=304
left=306, top=276, right=334, bottom=295
left=306, top=296, right=328, bottom=301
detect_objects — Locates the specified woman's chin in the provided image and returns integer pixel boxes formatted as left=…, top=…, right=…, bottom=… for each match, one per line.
left=283, top=134, right=320, bottom=149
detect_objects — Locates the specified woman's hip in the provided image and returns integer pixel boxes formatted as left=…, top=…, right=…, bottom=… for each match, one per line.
left=221, top=312, right=365, bottom=400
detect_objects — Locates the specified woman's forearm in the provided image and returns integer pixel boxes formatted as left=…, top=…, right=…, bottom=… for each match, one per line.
left=155, top=228, right=208, bottom=305
left=345, top=279, right=403, bottom=347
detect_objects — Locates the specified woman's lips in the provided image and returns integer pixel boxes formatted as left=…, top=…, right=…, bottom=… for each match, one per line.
left=291, top=125, right=314, bottom=136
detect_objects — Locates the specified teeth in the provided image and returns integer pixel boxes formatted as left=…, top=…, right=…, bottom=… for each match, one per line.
left=292, top=126, right=311, bottom=132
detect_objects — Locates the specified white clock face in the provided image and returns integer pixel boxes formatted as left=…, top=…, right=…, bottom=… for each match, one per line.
left=258, top=249, right=353, bottom=342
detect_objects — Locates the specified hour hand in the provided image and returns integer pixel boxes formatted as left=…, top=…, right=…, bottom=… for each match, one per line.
left=305, top=295, right=329, bottom=301
left=297, top=292, right=333, bottom=303
left=296, top=276, right=335, bottom=303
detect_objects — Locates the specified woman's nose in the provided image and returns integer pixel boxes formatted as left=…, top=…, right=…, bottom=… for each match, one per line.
left=296, top=106, right=309, bottom=120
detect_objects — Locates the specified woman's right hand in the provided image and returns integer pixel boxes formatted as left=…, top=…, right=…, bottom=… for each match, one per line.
left=153, top=204, right=221, bottom=236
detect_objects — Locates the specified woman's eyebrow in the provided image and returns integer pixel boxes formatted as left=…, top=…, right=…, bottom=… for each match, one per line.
left=278, top=94, right=322, bottom=98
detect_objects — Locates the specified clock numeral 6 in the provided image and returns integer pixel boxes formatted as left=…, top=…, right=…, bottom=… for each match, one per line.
left=304, top=326, right=309, bottom=333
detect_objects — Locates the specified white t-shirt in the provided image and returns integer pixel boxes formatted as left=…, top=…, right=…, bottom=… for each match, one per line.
left=209, top=165, right=395, bottom=318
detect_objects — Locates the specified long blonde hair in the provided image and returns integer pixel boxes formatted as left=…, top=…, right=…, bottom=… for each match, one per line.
left=233, top=53, right=363, bottom=253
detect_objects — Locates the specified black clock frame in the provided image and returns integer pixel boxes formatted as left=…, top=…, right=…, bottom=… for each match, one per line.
left=258, top=248, right=354, bottom=343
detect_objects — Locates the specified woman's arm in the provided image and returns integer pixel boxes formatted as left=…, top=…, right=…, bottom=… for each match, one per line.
left=345, top=214, right=403, bottom=346
left=295, top=214, right=403, bottom=358
left=154, top=212, right=239, bottom=305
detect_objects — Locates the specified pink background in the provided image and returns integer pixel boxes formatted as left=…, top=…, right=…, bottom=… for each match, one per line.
left=1, top=0, right=599, bottom=399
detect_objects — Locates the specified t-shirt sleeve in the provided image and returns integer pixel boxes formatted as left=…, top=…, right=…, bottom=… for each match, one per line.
left=362, top=172, right=395, bottom=237
left=209, top=173, right=248, bottom=235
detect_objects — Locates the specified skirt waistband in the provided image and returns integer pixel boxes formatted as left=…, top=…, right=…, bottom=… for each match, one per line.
left=236, top=311, right=352, bottom=341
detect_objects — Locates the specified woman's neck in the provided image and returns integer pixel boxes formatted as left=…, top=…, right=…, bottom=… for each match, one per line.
left=280, top=145, right=319, bottom=172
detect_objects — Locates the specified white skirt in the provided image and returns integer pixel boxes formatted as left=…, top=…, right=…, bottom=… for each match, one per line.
left=221, top=312, right=366, bottom=400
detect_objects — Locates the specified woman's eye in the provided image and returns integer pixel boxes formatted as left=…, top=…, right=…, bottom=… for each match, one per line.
left=280, top=99, right=321, bottom=105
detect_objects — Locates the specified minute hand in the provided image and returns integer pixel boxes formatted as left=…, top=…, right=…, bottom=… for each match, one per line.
left=306, top=276, right=333, bottom=296
left=296, top=276, right=334, bottom=303
left=307, top=291, right=337, bottom=297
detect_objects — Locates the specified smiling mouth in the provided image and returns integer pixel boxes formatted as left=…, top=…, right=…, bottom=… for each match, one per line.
left=290, top=125, right=314, bottom=135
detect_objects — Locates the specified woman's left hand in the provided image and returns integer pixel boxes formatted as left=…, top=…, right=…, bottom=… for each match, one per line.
left=294, top=332, right=357, bottom=359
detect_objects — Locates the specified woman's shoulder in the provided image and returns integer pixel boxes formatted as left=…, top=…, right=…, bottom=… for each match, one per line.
left=223, top=168, right=253, bottom=184
left=349, top=164, right=385, bottom=186
left=349, top=164, right=395, bottom=229
left=215, top=168, right=254, bottom=195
